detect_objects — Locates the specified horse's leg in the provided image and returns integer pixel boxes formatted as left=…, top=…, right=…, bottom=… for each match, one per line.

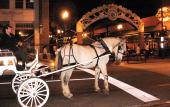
left=60, top=71, right=67, bottom=96
left=94, top=67, right=101, bottom=92
left=99, top=64, right=109, bottom=95
left=60, top=69, right=73, bottom=98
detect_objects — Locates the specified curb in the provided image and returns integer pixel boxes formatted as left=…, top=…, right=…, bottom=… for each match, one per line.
left=128, top=100, right=170, bottom=107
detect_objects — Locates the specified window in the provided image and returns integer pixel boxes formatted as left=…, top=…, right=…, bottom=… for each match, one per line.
left=0, top=0, right=9, bottom=9
left=0, top=21, right=9, bottom=26
left=16, top=23, right=34, bottom=28
left=15, top=0, right=23, bottom=8
left=26, top=0, right=34, bottom=9
left=15, top=23, right=34, bottom=36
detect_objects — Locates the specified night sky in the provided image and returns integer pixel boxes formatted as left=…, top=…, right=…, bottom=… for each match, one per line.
left=50, top=0, right=163, bottom=19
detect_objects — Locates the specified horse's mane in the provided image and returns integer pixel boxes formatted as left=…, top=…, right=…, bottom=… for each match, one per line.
left=102, top=37, right=120, bottom=42
left=102, top=37, right=120, bottom=46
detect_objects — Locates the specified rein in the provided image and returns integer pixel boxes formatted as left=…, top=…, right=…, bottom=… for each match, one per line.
left=93, top=38, right=124, bottom=62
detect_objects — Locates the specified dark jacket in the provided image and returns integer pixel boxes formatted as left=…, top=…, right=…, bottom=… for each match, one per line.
left=0, top=33, right=21, bottom=51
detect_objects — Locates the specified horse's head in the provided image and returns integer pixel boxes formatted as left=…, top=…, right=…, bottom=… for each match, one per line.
left=103, top=37, right=126, bottom=64
left=115, top=38, right=126, bottom=64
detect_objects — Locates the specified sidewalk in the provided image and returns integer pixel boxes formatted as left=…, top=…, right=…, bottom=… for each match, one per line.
left=146, top=57, right=170, bottom=63
left=133, top=100, right=170, bottom=107
left=123, top=57, right=170, bottom=64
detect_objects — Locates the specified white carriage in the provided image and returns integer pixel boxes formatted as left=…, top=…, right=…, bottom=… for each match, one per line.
left=4, top=49, right=85, bottom=107
left=0, top=50, right=50, bottom=107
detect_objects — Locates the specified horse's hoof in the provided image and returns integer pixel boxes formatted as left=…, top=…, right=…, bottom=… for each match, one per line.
left=65, top=93, right=73, bottom=99
left=95, top=89, right=101, bottom=93
left=103, top=89, right=109, bottom=95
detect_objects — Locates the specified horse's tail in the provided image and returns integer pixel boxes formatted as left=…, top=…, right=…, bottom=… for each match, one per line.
left=57, top=51, right=63, bottom=69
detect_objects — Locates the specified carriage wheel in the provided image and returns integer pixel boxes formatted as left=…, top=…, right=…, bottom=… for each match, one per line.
left=12, top=73, right=32, bottom=94
left=17, top=78, right=49, bottom=107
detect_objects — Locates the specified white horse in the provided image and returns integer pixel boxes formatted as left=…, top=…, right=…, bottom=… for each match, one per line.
left=57, top=37, right=126, bottom=98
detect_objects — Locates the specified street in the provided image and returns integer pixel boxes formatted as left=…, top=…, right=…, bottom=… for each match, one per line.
left=0, top=58, right=170, bottom=107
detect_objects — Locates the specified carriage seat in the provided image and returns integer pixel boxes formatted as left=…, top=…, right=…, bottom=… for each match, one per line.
left=16, top=52, right=36, bottom=71
left=0, top=49, right=13, bottom=56
left=16, top=61, right=33, bottom=71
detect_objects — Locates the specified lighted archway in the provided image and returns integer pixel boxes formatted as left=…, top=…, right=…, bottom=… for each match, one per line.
left=76, top=4, right=144, bottom=32
left=76, top=3, right=144, bottom=47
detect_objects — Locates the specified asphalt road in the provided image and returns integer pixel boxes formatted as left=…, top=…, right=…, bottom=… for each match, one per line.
left=0, top=58, right=170, bottom=107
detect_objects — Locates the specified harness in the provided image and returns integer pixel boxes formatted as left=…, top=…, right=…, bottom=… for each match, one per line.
left=89, top=39, right=123, bottom=67
left=62, top=44, right=78, bottom=67
left=89, top=44, right=99, bottom=67
left=60, top=39, right=124, bottom=68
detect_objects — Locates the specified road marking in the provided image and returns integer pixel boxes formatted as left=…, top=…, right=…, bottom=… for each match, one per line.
left=77, top=67, right=160, bottom=102
left=46, top=78, right=94, bottom=83
left=0, top=82, right=11, bottom=85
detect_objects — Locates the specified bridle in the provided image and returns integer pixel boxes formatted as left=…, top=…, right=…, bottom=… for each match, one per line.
left=96, top=38, right=125, bottom=61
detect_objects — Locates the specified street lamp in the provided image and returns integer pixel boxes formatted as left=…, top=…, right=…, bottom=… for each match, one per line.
left=61, top=10, right=69, bottom=37
left=117, top=24, right=123, bottom=30
left=62, top=10, right=69, bottom=20
left=117, top=24, right=123, bottom=36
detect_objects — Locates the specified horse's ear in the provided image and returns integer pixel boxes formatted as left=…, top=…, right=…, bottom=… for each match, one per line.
left=120, top=37, right=126, bottom=43
left=121, top=36, right=126, bottom=40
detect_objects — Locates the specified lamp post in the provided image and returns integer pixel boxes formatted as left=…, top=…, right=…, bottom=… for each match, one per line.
left=61, top=10, right=69, bottom=36
left=61, top=10, right=69, bottom=44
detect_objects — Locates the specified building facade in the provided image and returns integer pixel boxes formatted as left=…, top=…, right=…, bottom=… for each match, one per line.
left=0, top=0, right=49, bottom=51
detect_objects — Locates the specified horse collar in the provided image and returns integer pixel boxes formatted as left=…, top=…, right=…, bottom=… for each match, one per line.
left=98, top=39, right=111, bottom=54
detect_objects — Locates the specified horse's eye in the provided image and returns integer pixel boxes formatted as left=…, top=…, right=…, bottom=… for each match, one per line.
left=118, top=46, right=121, bottom=50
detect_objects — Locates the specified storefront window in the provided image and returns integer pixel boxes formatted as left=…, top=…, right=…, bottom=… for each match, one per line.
left=16, top=23, right=34, bottom=28
left=15, top=0, right=23, bottom=8
left=0, top=0, right=9, bottom=9
left=26, top=0, right=34, bottom=9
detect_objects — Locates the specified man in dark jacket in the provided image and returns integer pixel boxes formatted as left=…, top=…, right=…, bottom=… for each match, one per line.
left=0, top=25, right=26, bottom=69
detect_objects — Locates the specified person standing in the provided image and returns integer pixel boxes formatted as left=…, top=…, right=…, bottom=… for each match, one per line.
left=136, top=44, right=140, bottom=55
left=136, top=44, right=141, bottom=61
left=0, top=25, right=26, bottom=69
left=145, top=43, right=149, bottom=59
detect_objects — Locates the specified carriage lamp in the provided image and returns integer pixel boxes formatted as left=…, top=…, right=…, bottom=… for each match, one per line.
left=50, top=61, right=55, bottom=67
left=50, top=60, right=55, bottom=70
